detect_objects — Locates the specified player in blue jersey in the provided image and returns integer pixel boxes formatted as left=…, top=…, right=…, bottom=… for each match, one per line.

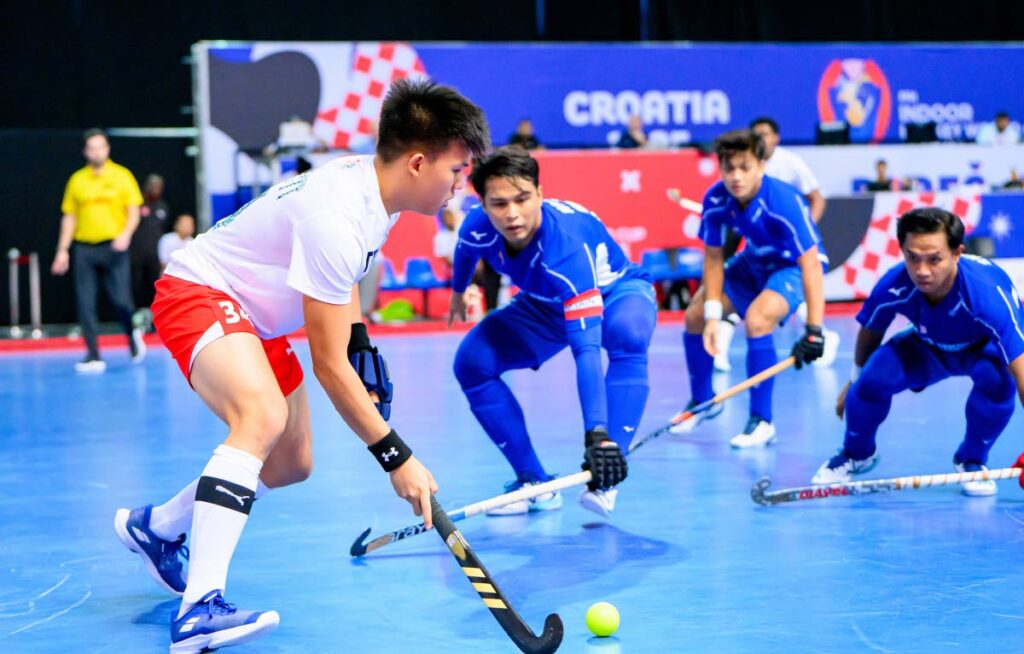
left=673, top=129, right=828, bottom=447
left=813, top=208, right=1024, bottom=496
left=448, top=146, right=657, bottom=517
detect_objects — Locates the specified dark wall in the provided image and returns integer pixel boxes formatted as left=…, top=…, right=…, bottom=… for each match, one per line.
left=3, top=0, right=1023, bottom=130
left=0, top=131, right=195, bottom=325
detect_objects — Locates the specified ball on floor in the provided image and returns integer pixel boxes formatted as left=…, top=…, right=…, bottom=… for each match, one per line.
left=585, top=601, right=619, bottom=637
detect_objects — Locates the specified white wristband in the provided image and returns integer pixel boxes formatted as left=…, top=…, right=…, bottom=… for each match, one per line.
left=849, top=365, right=861, bottom=383
left=704, top=300, right=723, bottom=321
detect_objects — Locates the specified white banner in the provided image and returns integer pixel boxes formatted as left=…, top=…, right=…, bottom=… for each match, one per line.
left=790, top=143, right=1024, bottom=197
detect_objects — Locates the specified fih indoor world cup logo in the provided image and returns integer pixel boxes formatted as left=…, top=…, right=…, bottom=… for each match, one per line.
left=817, top=59, right=891, bottom=143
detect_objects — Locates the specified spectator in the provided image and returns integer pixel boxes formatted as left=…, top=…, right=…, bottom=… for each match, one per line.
left=616, top=114, right=648, bottom=149
left=130, top=174, right=169, bottom=312
left=433, top=207, right=461, bottom=279
left=976, top=111, right=1021, bottom=146
left=51, top=129, right=146, bottom=372
left=158, top=214, right=195, bottom=270
left=508, top=118, right=544, bottom=150
left=750, top=117, right=827, bottom=223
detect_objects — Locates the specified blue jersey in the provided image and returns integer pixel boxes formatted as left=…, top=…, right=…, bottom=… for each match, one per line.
left=699, top=176, right=827, bottom=271
left=858, top=256, right=1024, bottom=365
left=452, top=199, right=650, bottom=332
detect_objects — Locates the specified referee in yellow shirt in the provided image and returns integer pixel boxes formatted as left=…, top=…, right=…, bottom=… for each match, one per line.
left=52, top=129, right=147, bottom=373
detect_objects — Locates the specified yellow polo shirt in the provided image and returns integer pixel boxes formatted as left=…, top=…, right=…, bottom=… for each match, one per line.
left=60, top=161, right=144, bottom=243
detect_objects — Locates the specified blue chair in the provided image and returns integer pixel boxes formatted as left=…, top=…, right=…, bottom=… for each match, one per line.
left=379, top=258, right=405, bottom=291
left=674, top=248, right=703, bottom=280
left=640, top=250, right=673, bottom=282
left=404, top=257, right=449, bottom=317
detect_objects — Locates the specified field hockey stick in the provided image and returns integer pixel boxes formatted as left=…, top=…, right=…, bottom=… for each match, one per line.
left=352, top=356, right=798, bottom=557
left=751, top=467, right=1023, bottom=506
left=431, top=496, right=564, bottom=654
left=628, top=356, right=797, bottom=455
left=351, top=471, right=592, bottom=557
left=666, top=188, right=703, bottom=213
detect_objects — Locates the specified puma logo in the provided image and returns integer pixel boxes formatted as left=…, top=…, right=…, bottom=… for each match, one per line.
left=216, top=485, right=251, bottom=507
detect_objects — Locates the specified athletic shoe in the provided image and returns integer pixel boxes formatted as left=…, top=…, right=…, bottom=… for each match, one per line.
left=114, top=504, right=189, bottom=595
left=74, top=356, right=106, bottom=373
left=130, top=327, right=147, bottom=363
left=170, top=590, right=279, bottom=654
left=729, top=416, right=777, bottom=448
left=578, top=488, right=617, bottom=517
left=814, top=327, right=841, bottom=368
left=811, top=449, right=879, bottom=484
left=713, top=319, right=735, bottom=372
left=486, top=479, right=562, bottom=516
left=668, top=399, right=724, bottom=434
left=954, top=459, right=998, bottom=497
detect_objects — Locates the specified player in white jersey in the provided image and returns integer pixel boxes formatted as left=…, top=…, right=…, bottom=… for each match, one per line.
left=112, top=79, right=489, bottom=653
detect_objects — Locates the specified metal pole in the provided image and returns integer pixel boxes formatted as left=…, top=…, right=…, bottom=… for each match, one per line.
left=8, top=248, right=21, bottom=338
left=28, top=252, right=42, bottom=338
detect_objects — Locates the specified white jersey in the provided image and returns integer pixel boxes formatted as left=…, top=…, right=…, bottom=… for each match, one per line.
left=765, top=145, right=820, bottom=195
left=166, top=155, right=398, bottom=338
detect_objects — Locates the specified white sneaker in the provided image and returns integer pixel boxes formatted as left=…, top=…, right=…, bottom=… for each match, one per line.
left=486, top=480, right=563, bottom=516
left=578, top=488, right=617, bottom=517
left=130, top=328, right=147, bottom=364
left=811, top=449, right=879, bottom=484
left=668, top=400, right=724, bottom=434
left=75, top=357, right=106, bottom=373
left=713, top=320, right=735, bottom=372
left=954, top=460, right=998, bottom=497
left=729, top=417, right=776, bottom=448
left=814, top=327, right=840, bottom=368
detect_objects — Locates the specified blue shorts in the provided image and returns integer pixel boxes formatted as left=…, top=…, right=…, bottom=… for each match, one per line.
left=724, top=252, right=804, bottom=324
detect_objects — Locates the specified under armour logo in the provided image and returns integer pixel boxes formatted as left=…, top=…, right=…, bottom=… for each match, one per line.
left=888, top=287, right=907, bottom=297
left=470, top=230, right=487, bottom=240
left=381, top=447, right=400, bottom=462
left=620, top=170, right=641, bottom=193
left=216, top=485, right=251, bottom=507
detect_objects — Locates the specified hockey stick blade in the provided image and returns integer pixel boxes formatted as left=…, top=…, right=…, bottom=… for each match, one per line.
left=431, top=496, right=564, bottom=654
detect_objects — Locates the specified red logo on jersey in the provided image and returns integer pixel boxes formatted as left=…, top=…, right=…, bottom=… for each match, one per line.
left=564, top=289, right=603, bottom=321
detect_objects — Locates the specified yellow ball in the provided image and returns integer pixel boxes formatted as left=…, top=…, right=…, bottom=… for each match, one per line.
left=585, top=601, right=620, bottom=637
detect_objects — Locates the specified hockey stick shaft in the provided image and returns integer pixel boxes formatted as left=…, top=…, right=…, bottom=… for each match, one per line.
left=431, top=496, right=564, bottom=654
left=351, top=471, right=592, bottom=556
left=751, top=467, right=1023, bottom=506
left=628, top=356, right=796, bottom=454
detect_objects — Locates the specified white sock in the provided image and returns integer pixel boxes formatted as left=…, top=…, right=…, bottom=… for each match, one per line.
left=179, top=444, right=263, bottom=615
left=150, top=477, right=272, bottom=544
left=150, top=479, right=199, bottom=541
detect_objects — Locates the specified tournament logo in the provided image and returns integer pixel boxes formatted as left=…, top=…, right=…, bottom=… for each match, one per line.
left=817, top=59, right=892, bottom=144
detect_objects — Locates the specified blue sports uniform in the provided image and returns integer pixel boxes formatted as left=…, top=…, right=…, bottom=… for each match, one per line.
left=452, top=199, right=657, bottom=482
left=844, top=256, right=1024, bottom=464
left=685, top=176, right=828, bottom=422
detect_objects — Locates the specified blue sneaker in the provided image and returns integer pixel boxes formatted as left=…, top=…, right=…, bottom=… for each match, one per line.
left=114, top=505, right=189, bottom=595
left=170, top=590, right=279, bottom=653
left=486, top=478, right=563, bottom=516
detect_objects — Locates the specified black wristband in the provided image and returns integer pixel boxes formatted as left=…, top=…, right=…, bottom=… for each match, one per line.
left=349, top=322, right=372, bottom=356
left=805, top=324, right=823, bottom=337
left=585, top=426, right=611, bottom=447
left=368, top=429, right=412, bottom=472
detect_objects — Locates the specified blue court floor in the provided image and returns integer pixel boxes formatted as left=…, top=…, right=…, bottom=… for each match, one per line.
left=2, top=315, right=1024, bottom=653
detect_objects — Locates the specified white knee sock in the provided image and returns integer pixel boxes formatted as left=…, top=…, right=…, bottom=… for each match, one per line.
left=150, top=478, right=271, bottom=543
left=179, top=444, right=263, bottom=615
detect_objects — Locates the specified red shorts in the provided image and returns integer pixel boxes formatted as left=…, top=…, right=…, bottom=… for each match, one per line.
left=151, top=275, right=304, bottom=396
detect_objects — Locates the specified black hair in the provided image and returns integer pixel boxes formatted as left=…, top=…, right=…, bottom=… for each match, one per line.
left=469, top=146, right=540, bottom=199
left=714, top=129, right=766, bottom=162
left=749, top=117, right=780, bottom=134
left=376, top=78, right=490, bottom=163
left=996, top=110, right=1010, bottom=120
left=897, top=207, right=964, bottom=251
left=82, top=128, right=108, bottom=145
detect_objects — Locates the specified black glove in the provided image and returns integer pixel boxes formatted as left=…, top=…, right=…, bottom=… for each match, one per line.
left=791, top=324, right=825, bottom=370
left=349, top=323, right=394, bottom=420
left=582, top=427, right=628, bottom=491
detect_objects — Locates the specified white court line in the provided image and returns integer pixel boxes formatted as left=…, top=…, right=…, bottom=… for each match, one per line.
left=0, top=574, right=70, bottom=611
left=7, top=588, right=92, bottom=636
